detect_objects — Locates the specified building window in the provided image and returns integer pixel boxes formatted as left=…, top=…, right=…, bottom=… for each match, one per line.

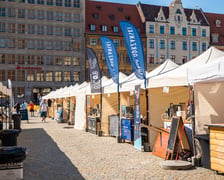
left=27, top=70, right=34, bottom=81
left=28, top=0, right=35, bottom=3
left=47, top=11, right=53, bottom=20
left=73, top=72, right=79, bottom=81
left=202, top=43, right=206, bottom=51
left=64, top=28, right=71, bottom=36
left=8, top=54, right=15, bottom=64
left=90, top=25, right=96, bottom=31
left=149, top=54, right=154, bottom=64
left=160, top=40, right=165, bottom=49
left=8, top=8, right=16, bottom=17
left=47, top=0, right=53, bottom=5
left=8, top=70, right=15, bottom=81
left=56, top=56, right=63, bottom=65
left=28, top=25, right=35, bottom=34
left=149, top=25, right=154, bottom=33
left=27, top=10, right=35, bottom=19
left=47, top=26, right=53, bottom=35
left=27, top=55, right=35, bottom=64
left=17, top=70, right=25, bottom=81
left=37, top=10, right=44, bottom=20
left=182, top=27, right=187, bottom=36
left=182, top=56, right=187, bottom=64
left=73, top=28, right=80, bottom=37
left=0, top=54, right=5, bottom=64
left=37, top=0, right=44, bottom=5
left=17, top=87, right=25, bottom=98
left=0, top=22, right=6, bottom=32
left=17, top=40, right=25, bottom=49
left=160, top=26, right=165, bottom=34
left=192, top=28, right=196, bottom=36
left=74, top=0, right=80, bottom=8
left=102, top=25, right=107, bottom=32
left=18, top=55, right=25, bottom=64
left=8, top=24, right=15, bottom=33
left=0, top=70, right=5, bottom=81
left=215, top=20, right=221, bottom=27
left=113, top=26, right=119, bottom=33
left=149, top=39, right=154, bottom=48
left=0, top=39, right=6, bottom=48
left=46, top=41, right=54, bottom=50
left=7, top=39, right=15, bottom=48
left=27, top=40, right=35, bottom=49
left=64, top=13, right=72, bottom=22
left=160, top=55, right=165, bottom=63
left=90, top=38, right=97, bottom=46
left=170, top=55, right=175, bottom=63
left=37, top=25, right=44, bottom=35
left=73, top=42, right=80, bottom=52
left=74, top=14, right=80, bottom=23
left=170, top=40, right=175, bottom=49
left=212, top=35, right=218, bottom=42
left=18, top=9, right=25, bottom=18
left=37, top=56, right=44, bottom=65
left=55, top=27, right=63, bottom=36
left=46, top=71, right=53, bottom=82
left=55, top=41, right=63, bottom=50
left=73, top=57, right=80, bottom=66
left=182, top=41, right=187, bottom=50
left=192, top=42, right=197, bottom=51
left=46, top=56, right=53, bottom=65
left=170, top=27, right=175, bottom=35
left=64, top=72, right=71, bottom=82
left=56, top=0, right=62, bottom=6
left=64, top=42, right=70, bottom=51
left=18, top=24, right=25, bottom=34
left=55, top=12, right=63, bottom=21
left=113, top=39, right=120, bottom=47
left=36, top=71, right=44, bottom=81
left=202, top=29, right=206, bottom=37
left=55, top=71, right=62, bottom=82
left=64, top=57, right=71, bottom=65
left=0, top=8, right=6, bottom=17
left=65, top=0, right=71, bottom=7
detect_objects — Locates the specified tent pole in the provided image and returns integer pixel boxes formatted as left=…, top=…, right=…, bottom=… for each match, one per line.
left=117, top=83, right=121, bottom=143
left=145, top=79, right=150, bottom=151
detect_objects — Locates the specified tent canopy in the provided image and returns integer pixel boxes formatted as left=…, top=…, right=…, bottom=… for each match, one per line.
left=148, top=47, right=224, bottom=88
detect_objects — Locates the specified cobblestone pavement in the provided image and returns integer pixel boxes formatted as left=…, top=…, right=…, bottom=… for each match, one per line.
left=17, top=116, right=224, bottom=180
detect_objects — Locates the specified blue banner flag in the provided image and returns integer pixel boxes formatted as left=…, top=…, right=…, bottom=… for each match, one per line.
left=100, top=36, right=119, bottom=84
left=86, top=48, right=101, bottom=93
left=119, top=21, right=145, bottom=80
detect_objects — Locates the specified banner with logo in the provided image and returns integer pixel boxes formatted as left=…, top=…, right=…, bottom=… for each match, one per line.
left=100, top=36, right=119, bottom=84
left=134, top=85, right=142, bottom=151
left=86, top=48, right=101, bottom=93
left=119, top=21, right=145, bottom=80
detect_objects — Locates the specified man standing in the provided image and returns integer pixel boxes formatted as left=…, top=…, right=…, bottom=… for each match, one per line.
left=40, top=99, right=48, bottom=122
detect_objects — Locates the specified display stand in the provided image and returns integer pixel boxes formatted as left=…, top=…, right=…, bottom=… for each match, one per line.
left=87, top=116, right=101, bottom=135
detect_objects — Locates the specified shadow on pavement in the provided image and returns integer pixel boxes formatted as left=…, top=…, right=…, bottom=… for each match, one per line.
left=18, top=128, right=85, bottom=180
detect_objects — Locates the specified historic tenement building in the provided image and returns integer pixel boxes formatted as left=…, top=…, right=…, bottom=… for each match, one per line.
left=137, top=0, right=210, bottom=68
left=0, top=0, right=85, bottom=103
left=205, top=12, right=224, bottom=51
left=85, top=0, right=146, bottom=79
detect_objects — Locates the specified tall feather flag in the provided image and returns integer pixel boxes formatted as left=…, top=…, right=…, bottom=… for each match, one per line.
left=100, top=36, right=119, bottom=84
left=86, top=47, right=101, bottom=93
left=119, top=21, right=146, bottom=80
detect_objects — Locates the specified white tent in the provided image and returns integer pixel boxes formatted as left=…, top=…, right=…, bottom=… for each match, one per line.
left=148, top=47, right=224, bottom=88
left=187, top=57, right=224, bottom=134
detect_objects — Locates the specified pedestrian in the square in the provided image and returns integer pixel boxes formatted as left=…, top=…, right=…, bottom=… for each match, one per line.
left=29, top=101, right=35, bottom=117
left=40, top=99, right=48, bottom=122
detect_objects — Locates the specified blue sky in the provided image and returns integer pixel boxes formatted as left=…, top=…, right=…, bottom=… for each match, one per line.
left=93, top=0, right=224, bottom=14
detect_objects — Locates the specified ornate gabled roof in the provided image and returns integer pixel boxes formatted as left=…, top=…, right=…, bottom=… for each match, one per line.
left=139, top=3, right=209, bottom=26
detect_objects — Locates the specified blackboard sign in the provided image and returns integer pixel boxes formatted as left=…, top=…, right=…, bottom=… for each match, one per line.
left=167, top=117, right=179, bottom=152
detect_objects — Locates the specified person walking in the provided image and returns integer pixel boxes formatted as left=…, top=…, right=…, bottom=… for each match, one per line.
left=14, top=102, right=20, bottom=114
left=29, top=101, right=35, bottom=117
left=40, top=99, right=48, bottom=122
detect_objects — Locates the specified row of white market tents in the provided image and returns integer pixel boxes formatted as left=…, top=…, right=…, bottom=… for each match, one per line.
left=43, top=46, right=224, bottom=149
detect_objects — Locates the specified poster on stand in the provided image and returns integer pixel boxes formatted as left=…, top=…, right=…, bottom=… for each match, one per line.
left=134, top=85, right=142, bottom=151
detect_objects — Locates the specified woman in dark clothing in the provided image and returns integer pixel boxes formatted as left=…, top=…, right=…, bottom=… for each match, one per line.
left=14, top=102, right=20, bottom=114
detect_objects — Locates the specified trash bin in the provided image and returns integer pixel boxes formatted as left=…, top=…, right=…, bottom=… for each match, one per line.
left=0, top=129, right=19, bottom=146
left=12, top=114, right=22, bottom=132
left=20, top=109, right=28, bottom=120
left=194, top=134, right=210, bottom=169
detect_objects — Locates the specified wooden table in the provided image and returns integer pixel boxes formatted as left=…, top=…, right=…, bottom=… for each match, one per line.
left=208, top=123, right=224, bottom=173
